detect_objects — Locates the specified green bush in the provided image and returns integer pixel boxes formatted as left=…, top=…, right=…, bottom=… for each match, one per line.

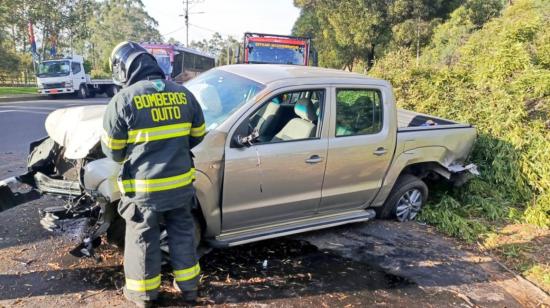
left=371, top=0, right=550, bottom=241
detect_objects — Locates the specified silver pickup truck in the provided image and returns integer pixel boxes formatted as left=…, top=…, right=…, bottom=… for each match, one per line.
left=0, top=65, right=478, bottom=254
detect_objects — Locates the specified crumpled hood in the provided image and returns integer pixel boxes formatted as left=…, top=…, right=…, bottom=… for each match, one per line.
left=45, top=105, right=107, bottom=159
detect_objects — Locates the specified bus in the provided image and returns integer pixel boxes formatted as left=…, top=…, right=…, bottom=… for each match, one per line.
left=140, top=43, right=215, bottom=83
left=242, top=32, right=315, bottom=66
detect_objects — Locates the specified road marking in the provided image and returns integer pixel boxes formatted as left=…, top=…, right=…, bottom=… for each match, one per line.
left=0, top=105, right=58, bottom=111
left=0, top=110, right=49, bottom=115
left=0, top=98, right=109, bottom=105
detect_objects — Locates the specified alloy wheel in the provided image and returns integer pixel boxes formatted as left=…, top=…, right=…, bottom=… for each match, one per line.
left=395, top=188, right=423, bottom=222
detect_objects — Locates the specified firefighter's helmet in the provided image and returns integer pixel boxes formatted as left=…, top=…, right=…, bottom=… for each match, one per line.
left=110, top=41, right=155, bottom=86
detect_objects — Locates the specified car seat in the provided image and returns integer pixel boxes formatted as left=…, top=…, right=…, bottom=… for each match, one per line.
left=272, top=98, right=317, bottom=141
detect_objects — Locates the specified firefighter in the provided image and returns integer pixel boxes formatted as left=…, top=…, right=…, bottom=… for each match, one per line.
left=102, top=41, right=205, bottom=307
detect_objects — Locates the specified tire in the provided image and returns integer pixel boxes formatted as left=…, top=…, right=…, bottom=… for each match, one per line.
left=77, top=84, right=88, bottom=99
left=377, top=174, right=428, bottom=222
left=106, top=85, right=119, bottom=97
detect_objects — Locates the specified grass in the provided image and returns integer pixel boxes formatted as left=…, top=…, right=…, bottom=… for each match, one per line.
left=0, top=87, right=38, bottom=96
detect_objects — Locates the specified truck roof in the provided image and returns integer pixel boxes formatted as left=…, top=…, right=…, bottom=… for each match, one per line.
left=217, top=64, right=387, bottom=86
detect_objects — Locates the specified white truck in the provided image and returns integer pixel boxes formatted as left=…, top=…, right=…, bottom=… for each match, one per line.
left=36, top=55, right=120, bottom=99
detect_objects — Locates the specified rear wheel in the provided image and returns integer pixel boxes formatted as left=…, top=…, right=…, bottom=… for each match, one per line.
left=377, top=174, right=428, bottom=221
left=106, top=85, right=119, bottom=97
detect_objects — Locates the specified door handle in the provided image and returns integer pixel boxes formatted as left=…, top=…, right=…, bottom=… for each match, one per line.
left=305, top=155, right=323, bottom=164
left=373, top=147, right=387, bottom=156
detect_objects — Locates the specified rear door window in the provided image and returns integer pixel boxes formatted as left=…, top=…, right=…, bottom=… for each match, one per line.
left=335, top=89, right=383, bottom=137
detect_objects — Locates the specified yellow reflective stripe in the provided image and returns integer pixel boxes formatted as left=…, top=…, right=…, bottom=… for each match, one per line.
left=119, top=168, right=196, bottom=193
left=126, top=275, right=161, bottom=292
left=101, top=133, right=127, bottom=150
left=127, top=122, right=192, bottom=143
left=174, top=263, right=201, bottom=282
left=190, top=123, right=206, bottom=137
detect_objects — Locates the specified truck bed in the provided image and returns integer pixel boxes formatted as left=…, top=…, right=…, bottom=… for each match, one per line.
left=397, top=109, right=470, bottom=132
left=396, top=109, right=476, bottom=166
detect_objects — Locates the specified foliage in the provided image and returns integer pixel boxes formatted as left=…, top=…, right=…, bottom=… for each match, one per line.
left=84, top=0, right=162, bottom=75
left=293, top=0, right=464, bottom=70
left=190, top=33, right=240, bottom=66
left=371, top=0, right=550, bottom=241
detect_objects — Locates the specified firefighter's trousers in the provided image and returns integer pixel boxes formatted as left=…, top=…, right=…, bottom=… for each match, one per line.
left=118, top=197, right=200, bottom=301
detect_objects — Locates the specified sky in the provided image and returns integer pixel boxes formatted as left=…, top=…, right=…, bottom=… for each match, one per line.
left=141, top=0, right=301, bottom=44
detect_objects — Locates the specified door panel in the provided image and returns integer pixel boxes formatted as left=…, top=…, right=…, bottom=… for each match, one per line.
left=222, top=139, right=328, bottom=231
left=221, top=87, right=330, bottom=231
left=319, top=87, right=396, bottom=212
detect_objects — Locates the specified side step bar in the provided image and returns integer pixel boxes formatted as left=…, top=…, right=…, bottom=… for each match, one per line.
left=207, top=209, right=376, bottom=248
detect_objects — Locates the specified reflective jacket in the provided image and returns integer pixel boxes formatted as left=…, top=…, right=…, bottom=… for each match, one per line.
left=101, top=79, right=205, bottom=211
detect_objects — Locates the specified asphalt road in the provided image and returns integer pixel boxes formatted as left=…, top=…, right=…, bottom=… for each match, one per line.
left=0, top=95, right=109, bottom=154
left=0, top=96, right=548, bottom=307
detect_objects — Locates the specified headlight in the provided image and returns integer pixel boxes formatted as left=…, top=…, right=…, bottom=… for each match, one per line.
left=65, top=80, right=73, bottom=88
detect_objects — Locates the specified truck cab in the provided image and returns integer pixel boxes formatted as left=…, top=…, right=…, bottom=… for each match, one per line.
left=36, top=55, right=119, bottom=99
left=242, top=32, right=315, bottom=66
left=36, top=55, right=87, bottom=97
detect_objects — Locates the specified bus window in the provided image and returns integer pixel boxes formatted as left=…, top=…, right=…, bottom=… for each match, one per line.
left=184, top=52, right=196, bottom=70
left=172, top=53, right=183, bottom=78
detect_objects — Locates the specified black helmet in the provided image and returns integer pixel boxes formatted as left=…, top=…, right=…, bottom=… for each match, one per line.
left=110, top=41, right=155, bottom=86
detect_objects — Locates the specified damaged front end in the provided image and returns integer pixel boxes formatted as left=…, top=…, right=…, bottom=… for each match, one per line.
left=0, top=105, right=123, bottom=257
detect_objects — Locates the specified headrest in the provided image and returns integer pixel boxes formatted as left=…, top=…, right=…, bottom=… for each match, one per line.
left=271, top=97, right=281, bottom=105
left=294, top=98, right=316, bottom=121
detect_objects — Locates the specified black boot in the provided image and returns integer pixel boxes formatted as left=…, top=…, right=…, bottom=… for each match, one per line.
left=173, top=279, right=198, bottom=304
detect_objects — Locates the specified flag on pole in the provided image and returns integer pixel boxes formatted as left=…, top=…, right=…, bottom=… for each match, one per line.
left=28, top=21, right=36, bottom=55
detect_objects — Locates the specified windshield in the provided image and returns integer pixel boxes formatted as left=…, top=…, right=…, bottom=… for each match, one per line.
left=37, top=60, right=71, bottom=77
left=154, top=55, right=172, bottom=76
left=185, top=69, right=265, bottom=129
left=247, top=42, right=305, bottom=65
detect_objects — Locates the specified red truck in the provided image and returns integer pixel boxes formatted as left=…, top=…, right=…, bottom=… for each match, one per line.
left=242, top=32, right=315, bottom=66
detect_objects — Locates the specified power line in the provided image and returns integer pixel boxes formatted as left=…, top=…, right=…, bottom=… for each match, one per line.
left=188, top=23, right=237, bottom=38
left=162, top=25, right=187, bottom=37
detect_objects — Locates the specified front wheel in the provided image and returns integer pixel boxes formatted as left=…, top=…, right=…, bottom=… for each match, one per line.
left=107, top=213, right=203, bottom=251
left=377, top=174, right=428, bottom=222
left=77, top=84, right=88, bottom=99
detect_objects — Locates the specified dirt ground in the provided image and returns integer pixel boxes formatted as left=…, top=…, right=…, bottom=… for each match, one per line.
left=0, top=153, right=548, bottom=307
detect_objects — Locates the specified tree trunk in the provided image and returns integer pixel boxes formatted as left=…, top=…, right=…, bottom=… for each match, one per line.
left=365, top=44, right=376, bottom=71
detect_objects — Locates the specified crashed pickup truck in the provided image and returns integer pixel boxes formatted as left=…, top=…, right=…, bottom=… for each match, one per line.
left=0, top=65, right=478, bottom=255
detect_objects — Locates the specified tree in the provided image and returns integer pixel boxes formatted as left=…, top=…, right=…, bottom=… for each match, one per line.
left=190, top=33, right=241, bottom=66
left=86, top=0, right=162, bottom=73
left=292, top=0, right=465, bottom=70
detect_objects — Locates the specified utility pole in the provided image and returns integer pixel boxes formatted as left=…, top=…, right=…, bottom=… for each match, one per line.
left=184, top=0, right=189, bottom=47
